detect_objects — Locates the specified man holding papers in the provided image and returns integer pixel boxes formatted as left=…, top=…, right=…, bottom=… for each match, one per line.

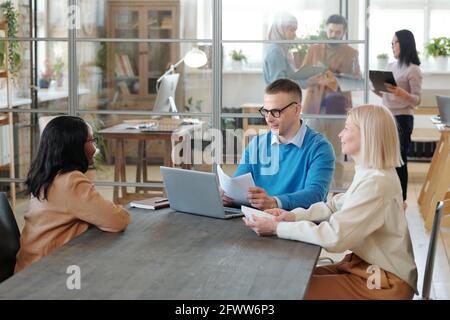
left=302, top=14, right=361, bottom=114
left=301, top=14, right=361, bottom=189
left=222, top=78, right=335, bottom=211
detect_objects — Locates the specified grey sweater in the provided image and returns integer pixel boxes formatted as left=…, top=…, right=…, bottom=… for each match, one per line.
left=382, top=61, right=423, bottom=116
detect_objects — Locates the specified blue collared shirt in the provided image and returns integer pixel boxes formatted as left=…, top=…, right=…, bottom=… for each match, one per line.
left=270, top=123, right=307, bottom=207
left=234, top=122, right=335, bottom=210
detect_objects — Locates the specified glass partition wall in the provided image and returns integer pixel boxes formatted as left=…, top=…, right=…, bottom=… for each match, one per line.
left=0, top=0, right=370, bottom=209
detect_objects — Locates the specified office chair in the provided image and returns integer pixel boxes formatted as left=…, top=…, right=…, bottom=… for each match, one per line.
left=0, top=192, right=20, bottom=283
left=421, top=201, right=446, bottom=299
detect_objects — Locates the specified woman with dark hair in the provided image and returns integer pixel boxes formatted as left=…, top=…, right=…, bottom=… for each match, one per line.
left=373, top=29, right=422, bottom=207
left=15, top=116, right=130, bottom=272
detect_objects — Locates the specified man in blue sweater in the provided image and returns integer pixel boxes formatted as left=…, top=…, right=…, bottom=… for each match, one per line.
left=223, top=78, right=335, bottom=211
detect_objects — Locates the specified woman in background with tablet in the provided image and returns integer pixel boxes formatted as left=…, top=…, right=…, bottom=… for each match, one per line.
left=373, top=29, right=422, bottom=207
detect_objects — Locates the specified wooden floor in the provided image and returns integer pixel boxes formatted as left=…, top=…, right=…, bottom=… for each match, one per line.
left=11, top=162, right=450, bottom=299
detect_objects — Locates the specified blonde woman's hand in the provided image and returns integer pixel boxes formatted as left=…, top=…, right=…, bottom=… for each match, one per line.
left=243, top=215, right=278, bottom=236
left=265, top=208, right=296, bottom=222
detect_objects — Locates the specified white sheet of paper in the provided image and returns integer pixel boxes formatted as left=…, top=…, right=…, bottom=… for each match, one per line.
left=241, top=205, right=274, bottom=221
left=217, top=165, right=255, bottom=205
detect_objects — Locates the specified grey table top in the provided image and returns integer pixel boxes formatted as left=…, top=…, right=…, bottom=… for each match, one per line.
left=0, top=208, right=320, bottom=300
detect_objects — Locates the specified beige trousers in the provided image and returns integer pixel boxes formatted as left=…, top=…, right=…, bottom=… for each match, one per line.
left=305, top=254, right=415, bottom=300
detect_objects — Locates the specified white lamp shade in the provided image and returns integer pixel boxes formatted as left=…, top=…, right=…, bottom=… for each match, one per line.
left=183, top=48, right=208, bottom=68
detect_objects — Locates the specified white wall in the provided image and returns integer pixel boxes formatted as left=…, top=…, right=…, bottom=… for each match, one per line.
left=0, top=125, right=10, bottom=166
left=184, top=69, right=266, bottom=112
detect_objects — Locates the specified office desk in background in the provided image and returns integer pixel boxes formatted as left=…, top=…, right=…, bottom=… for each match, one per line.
left=99, top=119, right=203, bottom=204
left=418, top=122, right=450, bottom=229
left=0, top=207, right=320, bottom=300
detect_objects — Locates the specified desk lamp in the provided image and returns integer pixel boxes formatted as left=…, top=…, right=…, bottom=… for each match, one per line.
left=156, top=47, right=208, bottom=85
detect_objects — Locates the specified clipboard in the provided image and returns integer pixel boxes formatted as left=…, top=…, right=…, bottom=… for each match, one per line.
left=334, top=73, right=365, bottom=91
left=293, top=65, right=327, bottom=80
left=369, top=70, right=397, bottom=93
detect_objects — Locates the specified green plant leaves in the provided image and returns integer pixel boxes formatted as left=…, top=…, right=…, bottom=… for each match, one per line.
left=230, top=49, right=247, bottom=62
left=425, top=37, right=450, bottom=57
left=0, top=0, right=21, bottom=79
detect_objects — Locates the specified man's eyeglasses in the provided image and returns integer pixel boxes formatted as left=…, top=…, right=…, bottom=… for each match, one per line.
left=86, top=137, right=99, bottom=145
left=259, top=101, right=298, bottom=118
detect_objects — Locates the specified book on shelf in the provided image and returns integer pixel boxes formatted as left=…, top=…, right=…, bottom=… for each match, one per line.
left=115, top=54, right=126, bottom=77
left=117, top=81, right=131, bottom=95
left=122, top=54, right=135, bottom=77
left=130, top=197, right=170, bottom=210
left=115, top=54, right=135, bottom=78
left=160, top=16, right=172, bottom=29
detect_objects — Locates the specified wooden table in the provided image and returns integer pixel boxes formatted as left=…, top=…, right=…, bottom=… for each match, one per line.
left=418, top=122, right=450, bottom=229
left=0, top=208, right=320, bottom=300
left=99, top=119, right=202, bottom=204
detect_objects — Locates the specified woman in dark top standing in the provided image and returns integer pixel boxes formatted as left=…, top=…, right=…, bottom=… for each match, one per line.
left=373, top=29, right=422, bottom=207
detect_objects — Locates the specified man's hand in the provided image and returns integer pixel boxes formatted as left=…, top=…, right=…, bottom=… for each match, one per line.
left=265, top=208, right=296, bottom=222
left=243, top=216, right=279, bottom=236
left=317, top=71, right=338, bottom=91
left=219, top=187, right=234, bottom=206
left=247, top=187, right=277, bottom=210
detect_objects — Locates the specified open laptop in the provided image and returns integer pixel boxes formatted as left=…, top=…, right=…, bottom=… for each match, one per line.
left=436, top=95, right=450, bottom=126
left=160, top=166, right=243, bottom=219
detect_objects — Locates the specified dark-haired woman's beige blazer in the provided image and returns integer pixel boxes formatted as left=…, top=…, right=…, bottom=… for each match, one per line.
left=15, top=171, right=130, bottom=272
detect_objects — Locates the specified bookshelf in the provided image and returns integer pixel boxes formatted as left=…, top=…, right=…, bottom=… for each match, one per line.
left=0, top=19, right=16, bottom=209
left=106, top=0, right=180, bottom=110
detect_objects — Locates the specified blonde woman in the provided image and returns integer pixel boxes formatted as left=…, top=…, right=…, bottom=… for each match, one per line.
left=244, top=104, right=417, bottom=300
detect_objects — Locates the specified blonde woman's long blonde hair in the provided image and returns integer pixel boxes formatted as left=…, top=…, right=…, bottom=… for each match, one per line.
left=347, top=104, right=402, bottom=170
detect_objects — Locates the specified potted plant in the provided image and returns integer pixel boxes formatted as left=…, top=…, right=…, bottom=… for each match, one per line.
left=0, top=0, right=21, bottom=80
left=376, top=53, right=389, bottom=70
left=425, top=37, right=450, bottom=70
left=53, top=57, right=65, bottom=87
left=290, top=21, right=327, bottom=67
left=39, top=60, right=54, bottom=89
left=229, top=49, right=247, bottom=70
left=185, top=96, right=203, bottom=113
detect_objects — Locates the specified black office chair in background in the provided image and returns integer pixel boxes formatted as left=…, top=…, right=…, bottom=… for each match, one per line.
left=421, top=200, right=447, bottom=300
left=0, top=192, right=20, bottom=283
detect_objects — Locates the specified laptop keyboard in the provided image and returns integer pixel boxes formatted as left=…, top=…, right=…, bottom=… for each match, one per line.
left=224, top=206, right=243, bottom=218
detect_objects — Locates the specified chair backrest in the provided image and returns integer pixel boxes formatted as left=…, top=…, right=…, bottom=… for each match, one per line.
left=0, top=192, right=20, bottom=283
left=421, top=201, right=444, bottom=299
left=436, top=95, right=450, bottom=125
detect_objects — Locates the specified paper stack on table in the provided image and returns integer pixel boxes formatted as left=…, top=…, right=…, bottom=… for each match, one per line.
left=217, top=165, right=255, bottom=206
